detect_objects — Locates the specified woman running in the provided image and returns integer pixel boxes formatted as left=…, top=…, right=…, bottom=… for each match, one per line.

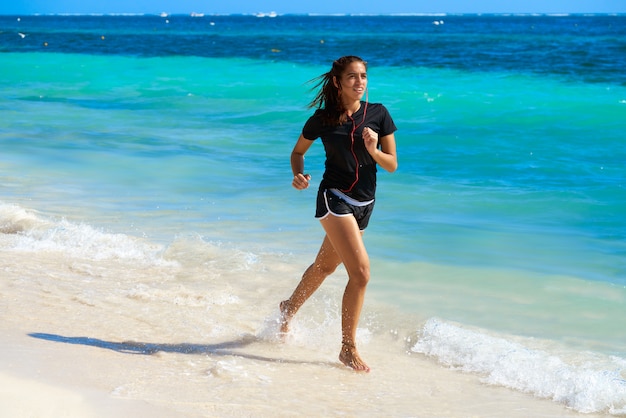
left=280, top=56, right=398, bottom=372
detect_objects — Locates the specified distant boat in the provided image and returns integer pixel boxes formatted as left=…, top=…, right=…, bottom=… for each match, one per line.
left=160, top=12, right=168, bottom=18
left=190, top=12, right=204, bottom=17
left=255, top=11, right=277, bottom=18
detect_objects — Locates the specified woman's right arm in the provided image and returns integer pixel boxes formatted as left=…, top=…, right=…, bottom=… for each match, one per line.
left=291, top=134, right=314, bottom=190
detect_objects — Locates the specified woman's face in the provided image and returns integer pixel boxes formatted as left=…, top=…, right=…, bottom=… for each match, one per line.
left=337, top=61, right=367, bottom=103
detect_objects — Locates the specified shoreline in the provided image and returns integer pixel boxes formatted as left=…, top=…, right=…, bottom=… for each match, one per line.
left=0, top=303, right=609, bottom=418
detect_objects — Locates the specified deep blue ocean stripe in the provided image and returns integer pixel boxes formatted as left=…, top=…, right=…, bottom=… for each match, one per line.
left=1, top=15, right=625, bottom=84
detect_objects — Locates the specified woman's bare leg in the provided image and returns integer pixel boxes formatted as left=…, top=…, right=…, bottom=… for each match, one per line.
left=280, top=235, right=342, bottom=333
left=320, top=215, right=371, bottom=373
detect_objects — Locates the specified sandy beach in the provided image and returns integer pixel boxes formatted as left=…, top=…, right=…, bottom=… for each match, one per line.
left=0, top=247, right=610, bottom=418
left=1, top=330, right=607, bottom=418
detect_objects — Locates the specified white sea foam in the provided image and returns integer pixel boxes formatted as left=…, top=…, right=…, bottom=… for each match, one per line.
left=411, top=317, right=626, bottom=414
left=0, top=202, right=171, bottom=266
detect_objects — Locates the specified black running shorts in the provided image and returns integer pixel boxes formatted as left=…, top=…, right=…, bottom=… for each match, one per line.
left=315, top=189, right=375, bottom=230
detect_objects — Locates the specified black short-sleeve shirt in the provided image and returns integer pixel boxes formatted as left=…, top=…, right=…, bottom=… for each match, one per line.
left=302, top=102, right=396, bottom=201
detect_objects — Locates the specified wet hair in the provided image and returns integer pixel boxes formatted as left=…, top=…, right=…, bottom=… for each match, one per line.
left=307, top=56, right=367, bottom=126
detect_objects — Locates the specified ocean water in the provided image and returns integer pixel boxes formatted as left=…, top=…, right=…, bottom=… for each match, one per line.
left=1, top=14, right=626, bottom=415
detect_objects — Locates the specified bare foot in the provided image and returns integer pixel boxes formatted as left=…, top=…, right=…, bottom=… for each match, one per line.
left=279, top=300, right=291, bottom=335
left=339, top=341, right=370, bottom=373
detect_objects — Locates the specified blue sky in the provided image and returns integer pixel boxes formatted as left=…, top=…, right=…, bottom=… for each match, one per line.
left=2, top=0, right=625, bottom=15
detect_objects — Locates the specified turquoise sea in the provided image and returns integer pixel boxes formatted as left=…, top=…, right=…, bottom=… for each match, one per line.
left=1, top=14, right=626, bottom=415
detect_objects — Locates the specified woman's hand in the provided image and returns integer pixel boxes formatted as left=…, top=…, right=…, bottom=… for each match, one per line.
left=362, top=127, right=379, bottom=154
left=292, top=173, right=311, bottom=190
left=364, top=128, right=398, bottom=173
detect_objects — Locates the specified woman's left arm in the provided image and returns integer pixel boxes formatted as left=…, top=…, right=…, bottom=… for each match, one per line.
left=363, top=127, right=398, bottom=173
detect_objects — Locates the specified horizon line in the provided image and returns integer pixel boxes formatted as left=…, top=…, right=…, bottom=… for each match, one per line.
left=1, top=12, right=626, bottom=17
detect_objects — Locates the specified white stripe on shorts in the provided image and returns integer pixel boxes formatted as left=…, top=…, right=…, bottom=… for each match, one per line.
left=329, top=188, right=374, bottom=207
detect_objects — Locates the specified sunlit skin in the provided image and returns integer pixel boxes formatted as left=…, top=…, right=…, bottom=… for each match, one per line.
left=281, top=60, right=397, bottom=372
